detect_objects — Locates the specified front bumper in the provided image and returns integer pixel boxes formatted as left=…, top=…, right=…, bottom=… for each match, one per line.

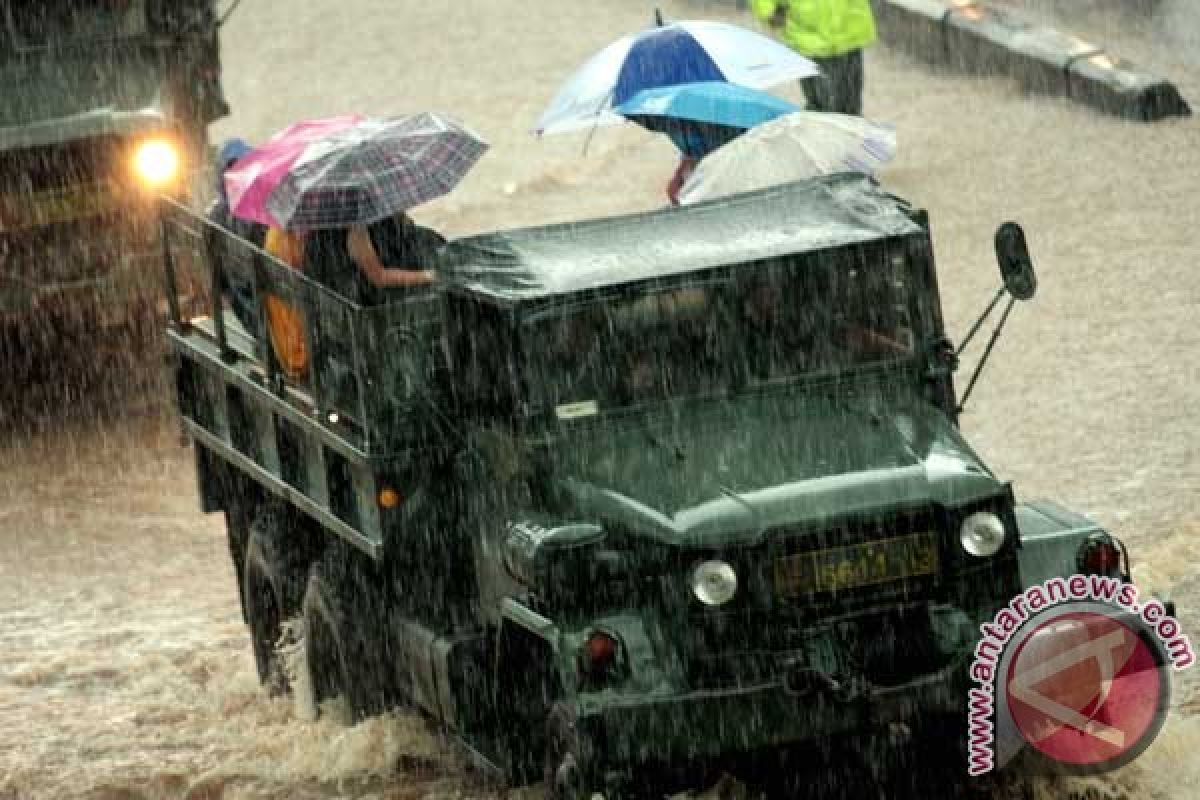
left=579, top=657, right=968, bottom=770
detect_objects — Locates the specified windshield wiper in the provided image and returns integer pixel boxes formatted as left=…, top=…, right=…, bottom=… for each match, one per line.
left=640, top=421, right=687, bottom=463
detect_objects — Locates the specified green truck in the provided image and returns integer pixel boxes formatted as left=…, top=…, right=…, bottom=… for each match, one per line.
left=163, top=175, right=1144, bottom=798
left=0, top=0, right=226, bottom=322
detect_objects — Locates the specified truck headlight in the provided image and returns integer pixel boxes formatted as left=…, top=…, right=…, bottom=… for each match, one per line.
left=691, top=560, right=738, bottom=606
left=133, top=138, right=180, bottom=189
left=960, top=512, right=1006, bottom=557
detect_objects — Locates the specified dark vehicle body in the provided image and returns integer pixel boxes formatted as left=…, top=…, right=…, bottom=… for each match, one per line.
left=0, top=0, right=226, bottom=320
left=164, top=175, right=1138, bottom=797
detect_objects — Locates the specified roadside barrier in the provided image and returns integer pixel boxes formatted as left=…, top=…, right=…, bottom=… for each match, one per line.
left=870, top=0, right=949, bottom=62
left=869, top=0, right=1191, bottom=121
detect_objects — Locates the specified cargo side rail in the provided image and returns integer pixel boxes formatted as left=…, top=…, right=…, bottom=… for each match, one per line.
left=158, top=198, right=447, bottom=559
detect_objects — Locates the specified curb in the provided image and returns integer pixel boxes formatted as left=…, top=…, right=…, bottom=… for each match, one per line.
left=870, top=0, right=1191, bottom=121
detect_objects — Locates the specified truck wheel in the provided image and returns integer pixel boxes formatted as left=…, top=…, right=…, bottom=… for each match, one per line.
left=243, top=519, right=306, bottom=694
left=301, top=555, right=390, bottom=722
left=544, top=703, right=600, bottom=800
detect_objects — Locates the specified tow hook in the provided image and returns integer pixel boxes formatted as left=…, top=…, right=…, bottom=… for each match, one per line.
left=783, top=666, right=845, bottom=698
left=554, top=753, right=583, bottom=799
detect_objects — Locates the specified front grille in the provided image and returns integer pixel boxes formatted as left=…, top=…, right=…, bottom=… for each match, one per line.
left=678, top=508, right=951, bottom=690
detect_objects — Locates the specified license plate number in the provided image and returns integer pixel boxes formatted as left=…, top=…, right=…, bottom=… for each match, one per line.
left=774, top=532, right=939, bottom=596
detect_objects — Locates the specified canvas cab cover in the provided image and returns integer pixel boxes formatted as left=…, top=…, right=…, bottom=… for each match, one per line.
left=437, top=173, right=924, bottom=306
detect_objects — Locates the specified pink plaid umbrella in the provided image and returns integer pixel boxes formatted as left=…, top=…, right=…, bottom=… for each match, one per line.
left=224, top=114, right=365, bottom=227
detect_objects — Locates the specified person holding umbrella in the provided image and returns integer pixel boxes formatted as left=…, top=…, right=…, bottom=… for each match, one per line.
left=661, top=125, right=736, bottom=206
left=749, top=0, right=877, bottom=116
left=613, top=81, right=799, bottom=205
left=261, top=113, right=485, bottom=307
left=222, top=112, right=487, bottom=384
left=304, top=211, right=442, bottom=307
left=207, top=137, right=266, bottom=332
left=225, top=112, right=487, bottom=308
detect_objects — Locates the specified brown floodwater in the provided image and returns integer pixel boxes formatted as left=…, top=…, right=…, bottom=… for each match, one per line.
left=1, top=0, right=1198, bottom=798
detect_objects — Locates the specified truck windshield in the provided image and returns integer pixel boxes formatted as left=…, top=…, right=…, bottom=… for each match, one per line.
left=3, top=1, right=146, bottom=49
left=522, top=251, right=922, bottom=415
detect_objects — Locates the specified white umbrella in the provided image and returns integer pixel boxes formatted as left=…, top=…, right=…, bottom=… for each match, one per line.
left=677, top=111, right=897, bottom=205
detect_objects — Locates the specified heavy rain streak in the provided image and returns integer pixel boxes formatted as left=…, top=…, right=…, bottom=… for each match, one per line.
left=1, top=1, right=1198, bottom=799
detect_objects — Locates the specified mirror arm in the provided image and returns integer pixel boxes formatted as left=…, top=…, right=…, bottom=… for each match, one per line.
left=219, top=0, right=245, bottom=27
left=957, top=295, right=1016, bottom=414
left=956, top=286, right=1006, bottom=357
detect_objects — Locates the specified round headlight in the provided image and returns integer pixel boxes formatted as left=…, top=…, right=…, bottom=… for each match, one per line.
left=691, top=560, right=738, bottom=606
left=960, top=512, right=1006, bottom=557
left=133, top=138, right=180, bottom=189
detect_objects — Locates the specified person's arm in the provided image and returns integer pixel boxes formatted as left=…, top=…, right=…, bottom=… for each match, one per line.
left=666, top=158, right=697, bottom=206
left=346, top=226, right=436, bottom=288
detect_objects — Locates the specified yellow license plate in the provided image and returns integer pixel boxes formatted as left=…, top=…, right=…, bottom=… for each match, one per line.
left=0, top=183, right=115, bottom=231
left=774, top=532, right=939, bottom=596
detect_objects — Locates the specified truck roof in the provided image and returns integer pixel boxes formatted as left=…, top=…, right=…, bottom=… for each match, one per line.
left=0, top=47, right=167, bottom=149
left=437, top=173, right=924, bottom=307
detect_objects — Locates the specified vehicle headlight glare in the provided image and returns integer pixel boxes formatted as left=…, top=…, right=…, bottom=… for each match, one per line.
left=691, top=560, right=738, bottom=606
left=133, top=139, right=180, bottom=188
left=960, top=512, right=1006, bottom=557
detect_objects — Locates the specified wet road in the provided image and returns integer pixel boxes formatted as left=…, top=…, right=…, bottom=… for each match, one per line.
left=1, top=0, right=1198, bottom=798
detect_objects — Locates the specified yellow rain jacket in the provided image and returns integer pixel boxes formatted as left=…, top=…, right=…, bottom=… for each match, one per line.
left=263, top=227, right=309, bottom=380
left=750, top=0, right=877, bottom=59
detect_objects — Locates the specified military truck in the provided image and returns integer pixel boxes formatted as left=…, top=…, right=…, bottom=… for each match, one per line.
left=0, top=0, right=226, bottom=322
left=162, top=175, right=1146, bottom=798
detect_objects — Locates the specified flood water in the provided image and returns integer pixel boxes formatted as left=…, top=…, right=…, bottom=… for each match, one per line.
left=1, top=0, right=1199, bottom=798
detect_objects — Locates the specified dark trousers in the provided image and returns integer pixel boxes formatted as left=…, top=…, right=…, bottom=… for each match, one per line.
left=801, top=50, right=865, bottom=115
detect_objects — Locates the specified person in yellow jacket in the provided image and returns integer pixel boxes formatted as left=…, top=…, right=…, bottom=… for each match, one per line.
left=749, top=0, right=877, bottom=115
left=263, top=227, right=309, bottom=381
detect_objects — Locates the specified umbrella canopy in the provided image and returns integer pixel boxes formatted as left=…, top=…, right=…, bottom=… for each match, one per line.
left=234, top=113, right=487, bottom=231
left=266, top=113, right=487, bottom=231
left=535, top=19, right=818, bottom=135
left=616, top=81, right=799, bottom=131
left=616, top=81, right=799, bottom=158
left=678, top=111, right=897, bottom=205
left=224, top=115, right=365, bottom=227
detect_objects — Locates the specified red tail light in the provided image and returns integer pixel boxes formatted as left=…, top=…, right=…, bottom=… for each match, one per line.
left=579, top=631, right=619, bottom=679
left=1078, top=535, right=1124, bottom=577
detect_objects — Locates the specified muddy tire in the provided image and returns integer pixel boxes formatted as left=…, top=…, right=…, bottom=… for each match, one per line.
left=301, top=553, right=391, bottom=722
left=242, top=514, right=306, bottom=694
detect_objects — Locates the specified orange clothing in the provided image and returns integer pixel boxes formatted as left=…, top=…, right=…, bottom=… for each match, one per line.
left=263, top=228, right=309, bottom=380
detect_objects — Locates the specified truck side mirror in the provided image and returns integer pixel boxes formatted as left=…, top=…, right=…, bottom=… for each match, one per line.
left=995, top=222, right=1037, bottom=301
left=954, top=222, right=1038, bottom=415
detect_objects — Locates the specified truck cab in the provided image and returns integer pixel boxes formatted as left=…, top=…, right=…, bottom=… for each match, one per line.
left=163, top=174, right=1140, bottom=798
left=0, top=0, right=225, bottom=320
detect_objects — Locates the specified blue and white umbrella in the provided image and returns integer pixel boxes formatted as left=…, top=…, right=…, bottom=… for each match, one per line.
left=535, top=19, right=818, bottom=135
